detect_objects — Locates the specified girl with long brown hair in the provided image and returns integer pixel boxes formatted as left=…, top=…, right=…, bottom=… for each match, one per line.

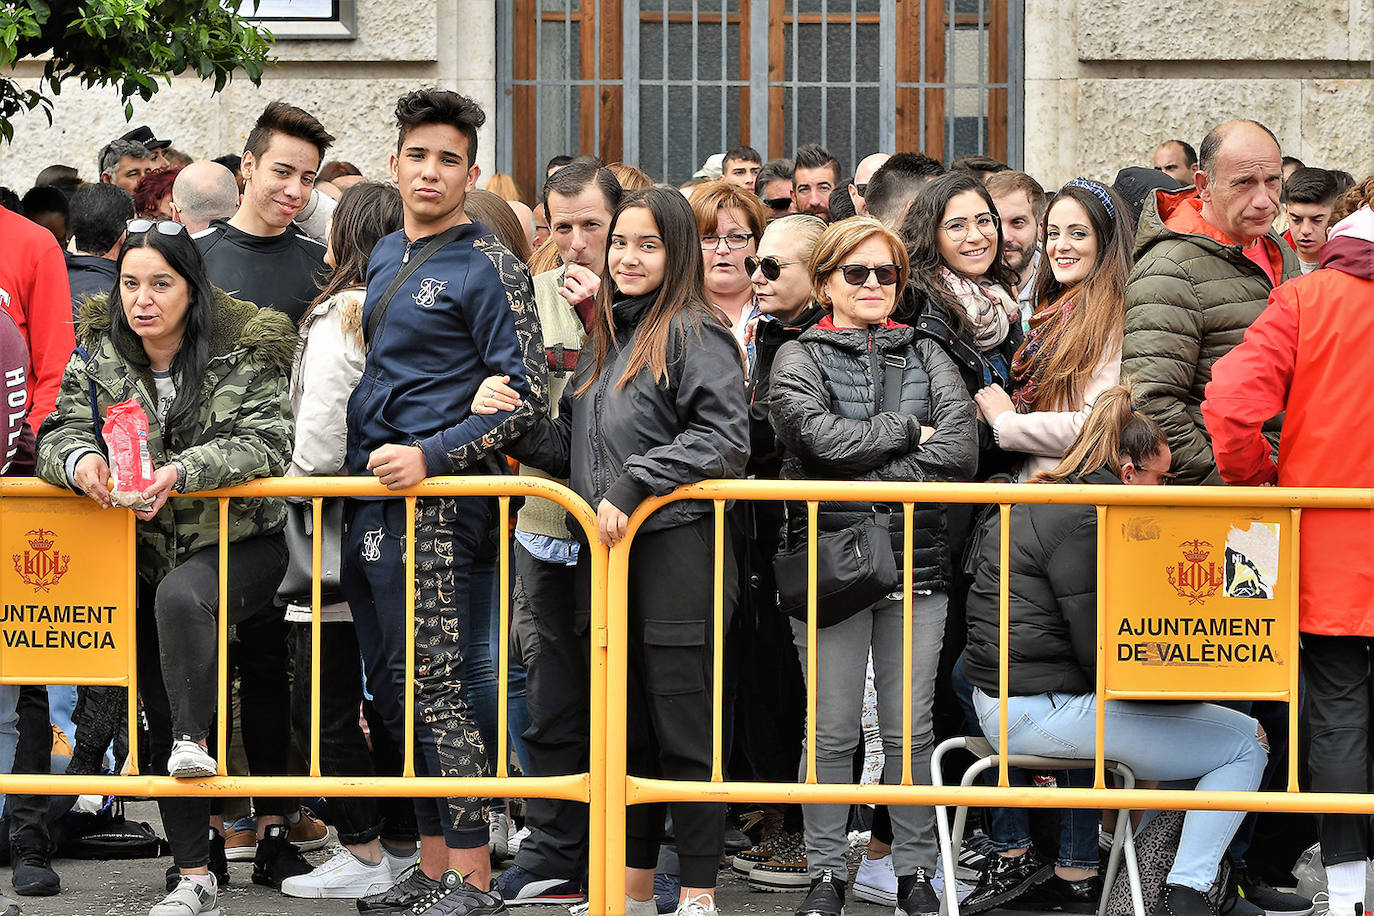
left=972, top=179, right=1134, bottom=480
left=497, top=185, right=750, bottom=916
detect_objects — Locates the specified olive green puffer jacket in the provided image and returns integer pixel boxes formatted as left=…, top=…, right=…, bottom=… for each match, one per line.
left=1121, top=188, right=1297, bottom=485
left=37, top=290, right=295, bottom=584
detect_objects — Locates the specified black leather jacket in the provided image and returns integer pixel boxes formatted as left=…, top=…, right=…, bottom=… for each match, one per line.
left=510, top=291, right=749, bottom=534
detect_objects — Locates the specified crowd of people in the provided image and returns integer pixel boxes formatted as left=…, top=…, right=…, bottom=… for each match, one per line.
left=0, top=92, right=1372, bottom=916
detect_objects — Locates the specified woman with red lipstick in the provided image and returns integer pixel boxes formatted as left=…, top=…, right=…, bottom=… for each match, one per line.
left=972, top=179, right=1133, bottom=482
left=768, top=217, right=977, bottom=916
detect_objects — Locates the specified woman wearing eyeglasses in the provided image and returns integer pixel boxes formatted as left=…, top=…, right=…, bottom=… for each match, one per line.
left=769, top=217, right=977, bottom=916
left=691, top=181, right=766, bottom=364
left=970, top=179, right=1134, bottom=483
left=37, top=218, right=296, bottom=916
left=898, top=172, right=1024, bottom=480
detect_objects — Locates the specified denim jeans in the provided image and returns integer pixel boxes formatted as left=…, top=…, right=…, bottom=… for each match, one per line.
left=972, top=689, right=1265, bottom=891
left=951, top=653, right=1100, bottom=869
left=792, top=591, right=946, bottom=879
left=462, top=554, right=533, bottom=778
left=0, top=685, right=16, bottom=813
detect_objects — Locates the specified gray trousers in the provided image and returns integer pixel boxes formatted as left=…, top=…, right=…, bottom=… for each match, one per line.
left=791, top=591, right=946, bottom=878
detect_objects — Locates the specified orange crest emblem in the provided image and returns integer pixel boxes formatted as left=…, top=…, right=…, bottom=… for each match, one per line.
left=1166, top=538, right=1222, bottom=605
left=12, top=528, right=71, bottom=593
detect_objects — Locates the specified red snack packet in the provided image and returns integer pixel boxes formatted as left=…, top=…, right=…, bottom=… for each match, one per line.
left=102, top=399, right=155, bottom=507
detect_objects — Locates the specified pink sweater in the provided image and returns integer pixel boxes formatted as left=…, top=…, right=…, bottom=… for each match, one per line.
left=993, top=346, right=1122, bottom=480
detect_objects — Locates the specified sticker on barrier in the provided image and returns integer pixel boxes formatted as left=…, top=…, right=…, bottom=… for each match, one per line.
left=0, top=498, right=135, bottom=684
left=1102, top=506, right=1293, bottom=698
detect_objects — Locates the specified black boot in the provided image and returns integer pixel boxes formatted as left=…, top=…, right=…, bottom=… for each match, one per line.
left=1154, top=883, right=1214, bottom=916
left=796, top=869, right=846, bottom=916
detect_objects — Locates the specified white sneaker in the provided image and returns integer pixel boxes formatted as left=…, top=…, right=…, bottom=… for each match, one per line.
left=280, top=845, right=393, bottom=899
left=167, top=740, right=216, bottom=778
left=675, top=893, right=719, bottom=916
left=150, top=875, right=221, bottom=916
left=510, top=824, right=532, bottom=857
left=931, top=853, right=975, bottom=904
left=853, top=853, right=898, bottom=906
left=490, top=811, right=514, bottom=862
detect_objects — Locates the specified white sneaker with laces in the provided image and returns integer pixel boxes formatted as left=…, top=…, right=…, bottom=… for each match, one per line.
left=675, top=892, right=719, bottom=916
left=510, top=824, right=532, bottom=857
left=167, top=740, right=216, bottom=778
left=280, top=845, right=393, bottom=898
left=853, top=853, right=898, bottom=906
left=489, top=811, right=514, bottom=861
left=150, top=875, right=220, bottom=916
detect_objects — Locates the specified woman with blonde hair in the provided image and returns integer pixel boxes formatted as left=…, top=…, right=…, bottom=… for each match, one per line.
left=972, top=178, right=1133, bottom=480
left=769, top=216, right=977, bottom=916
left=483, top=171, right=525, bottom=203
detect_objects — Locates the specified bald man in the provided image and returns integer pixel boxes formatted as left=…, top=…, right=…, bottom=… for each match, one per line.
left=849, top=152, right=891, bottom=215
left=1123, top=119, right=1297, bottom=485
left=171, top=161, right=241, bottom=234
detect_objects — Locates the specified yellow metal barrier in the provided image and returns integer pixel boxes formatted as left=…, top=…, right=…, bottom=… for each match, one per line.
left=604, top=479, right=1374, bottom=916
left=0, top=475, right=609, bottom=916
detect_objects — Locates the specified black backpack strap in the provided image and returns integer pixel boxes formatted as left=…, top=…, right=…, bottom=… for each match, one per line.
left=74, top=345, right=106, bottom=453
left=881, top=351, right=905, bottom=414
left=365, top=224, right=468, bottom=345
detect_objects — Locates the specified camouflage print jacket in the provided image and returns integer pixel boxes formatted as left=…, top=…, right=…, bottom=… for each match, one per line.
left=37, top=290, right=296, bottom=584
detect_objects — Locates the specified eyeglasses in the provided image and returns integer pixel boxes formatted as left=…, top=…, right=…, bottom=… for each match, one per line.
left=762, top=197, right=792, bottom=211
left=127, top=218, right=187, bottom=237
left=941, top=213, right=999, bottom=242
left=854, top=183, right=868, bottom=197
left=701, top=232, right=754, bottom=251
left=836, top=263, right=900, bottom=286
left=745, top=255, right=801, bottom=281
left=1131, top=463, right=1177, bottom=485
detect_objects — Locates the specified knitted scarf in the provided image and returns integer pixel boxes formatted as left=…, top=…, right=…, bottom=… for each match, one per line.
left=940, top=266, right=1012, bottom=350
left=1010, top=293, right=1075, bottom=412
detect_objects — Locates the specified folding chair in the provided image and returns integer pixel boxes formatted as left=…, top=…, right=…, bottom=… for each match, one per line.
left=932, top=735, right=1145, bottom=916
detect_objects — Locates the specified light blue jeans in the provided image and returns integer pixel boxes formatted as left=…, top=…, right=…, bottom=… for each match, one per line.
left=0, top=684, right=18, bottom=812
left=972, top=689, right=1266, bottom=891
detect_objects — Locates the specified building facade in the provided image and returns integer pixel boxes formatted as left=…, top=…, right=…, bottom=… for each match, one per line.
left=0, top=0, right=1369, bottom=196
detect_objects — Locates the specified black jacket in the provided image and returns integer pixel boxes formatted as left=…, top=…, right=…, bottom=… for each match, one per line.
left=65, top=252, right=117, bottom=320
left=904, top=288, right=1023, bottom=480
left=769, top=319, right=977, bottom=590
left=511, top=291, right=750, bottom=535
left=195, top=218, right=327, bottom=324
left=748, top=303, right=824, bottom=479
left=962, top=466, right=1121, bottom=697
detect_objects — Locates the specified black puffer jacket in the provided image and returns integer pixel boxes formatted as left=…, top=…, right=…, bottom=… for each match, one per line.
left=962, top=466, right=1120, bottom=697
left=510, top=291, right=749, bottom=534
left=769, top=318, right=978, bottom=591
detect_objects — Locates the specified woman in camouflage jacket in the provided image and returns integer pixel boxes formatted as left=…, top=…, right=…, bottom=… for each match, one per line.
left=36, top=222, right=295, bottom=916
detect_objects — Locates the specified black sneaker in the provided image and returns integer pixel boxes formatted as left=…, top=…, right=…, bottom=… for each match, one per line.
left=1019, top=873, right=1104, bottom=914
left=165, top=829, right=230, bottom=892
left=797, top=869, right=846, bottom=916
left=896, top=867, right=940, bottom=916
left=1235, top=867, right=1314, bottom=916
left=11, top=845, right=60, bottom=896
left=250, top=823, right=312, bottom=889
left=407, top=869, right=506, bottom=915
left=1155, top=884, right=1214, bottom=916
left=358, top=864, right=441, bottom=914
left=961, top=847, right=1053, bottom=915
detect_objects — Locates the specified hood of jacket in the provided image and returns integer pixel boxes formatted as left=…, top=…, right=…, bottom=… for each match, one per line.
left=74, top=288, right=297, bottom=375
left=1321, top=206, right=1374, bottom=281
left=1137, top=186, right=1286, bottom=278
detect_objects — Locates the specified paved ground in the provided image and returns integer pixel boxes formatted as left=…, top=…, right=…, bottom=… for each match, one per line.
left=5, top=804, right=1030, bottom=916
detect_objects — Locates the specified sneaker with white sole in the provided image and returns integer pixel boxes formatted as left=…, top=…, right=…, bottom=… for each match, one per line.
left=280, top=845, right=393, bottom=899
left=150, top=875, right=221, bottom=916
left=288, top=807, right=336, bottom=853
left=852, top=853, right=898, bottom=906
left=495, top=864, right=584, bottom=906
left=167, top=740, right=216, bottom=778
left=675, top=893, right=719, bottom=916
left=748, top=836, right=810, bottom=891
left=490, top=812, right=515, bottom=864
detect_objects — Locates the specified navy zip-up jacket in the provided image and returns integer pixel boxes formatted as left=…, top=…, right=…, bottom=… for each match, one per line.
left=345, top=221, right=547, bottom=478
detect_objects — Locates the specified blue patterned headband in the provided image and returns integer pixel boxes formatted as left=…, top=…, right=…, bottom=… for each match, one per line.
left=1063, top=177, right=1115, bottom=220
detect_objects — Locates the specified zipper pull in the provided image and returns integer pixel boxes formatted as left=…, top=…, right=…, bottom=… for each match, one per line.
left=402, top=240, right=413, bottom=264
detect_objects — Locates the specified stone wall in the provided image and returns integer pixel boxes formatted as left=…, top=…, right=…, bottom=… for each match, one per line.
left=1023, top=0, right=1374, bottom=188
left=0, top=1, right=498, bottom=192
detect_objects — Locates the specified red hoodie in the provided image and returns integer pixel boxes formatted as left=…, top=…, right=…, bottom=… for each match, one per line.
left=0, top=208, right=76, bottom=434
left=1204, top=206, right=1374, bottom=635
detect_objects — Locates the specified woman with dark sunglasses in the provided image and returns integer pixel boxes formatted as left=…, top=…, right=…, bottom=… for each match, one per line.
left=37, top=219, right=296, bottom=916
left=768, top=217, right=977, bottom=916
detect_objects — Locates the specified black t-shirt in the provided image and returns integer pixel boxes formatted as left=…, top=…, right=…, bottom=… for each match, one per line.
left=194, top=218, right=325, bottom=323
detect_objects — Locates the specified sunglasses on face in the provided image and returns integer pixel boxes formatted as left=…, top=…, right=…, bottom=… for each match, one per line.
left=835, top=263, right=900, bottom=286
left=745, top=255, right=801, bottom=281
left=126, top=218, right=187, bottom=237
left=762, top=197, right=792, bottom=211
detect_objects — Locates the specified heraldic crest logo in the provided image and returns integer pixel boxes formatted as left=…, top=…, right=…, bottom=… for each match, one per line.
left=13, top=528, right=71, bottom=593
left=1167, top=538, right=1222, bottom=605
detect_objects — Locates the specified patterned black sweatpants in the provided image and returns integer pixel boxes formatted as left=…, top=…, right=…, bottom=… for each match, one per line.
left=342, top=496, right=492, bottom=849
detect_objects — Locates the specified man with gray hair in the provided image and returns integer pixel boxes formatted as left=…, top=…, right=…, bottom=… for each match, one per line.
left=96, top=138, right=153, bottom=194
left=171, top=161, right=241, bottom=235
left=1122, top=118, right=1298, bottom=487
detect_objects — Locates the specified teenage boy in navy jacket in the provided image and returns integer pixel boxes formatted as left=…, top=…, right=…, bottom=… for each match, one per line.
left=342, top=88, right=546, bottom=916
